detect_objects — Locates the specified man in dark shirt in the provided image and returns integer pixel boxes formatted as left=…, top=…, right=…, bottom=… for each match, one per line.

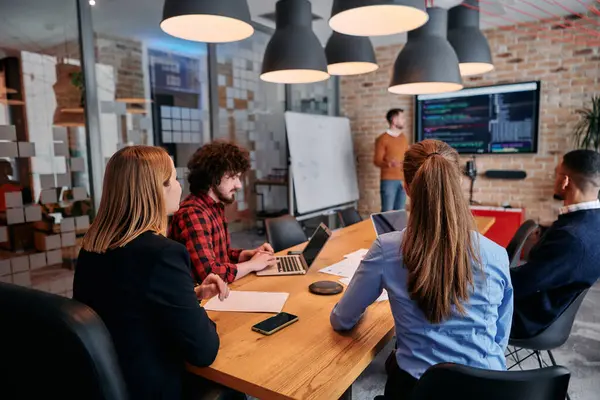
left=169, top=141, right=276, bottom=284
left=511, top=149, right=600, bottom=338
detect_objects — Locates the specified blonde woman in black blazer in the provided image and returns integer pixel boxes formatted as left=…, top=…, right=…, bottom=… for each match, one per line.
left=74, top=146, right=229, bottom=399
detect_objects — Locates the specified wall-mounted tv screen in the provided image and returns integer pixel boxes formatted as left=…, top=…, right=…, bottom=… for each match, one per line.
left=415, top=81, right=541, bottom=154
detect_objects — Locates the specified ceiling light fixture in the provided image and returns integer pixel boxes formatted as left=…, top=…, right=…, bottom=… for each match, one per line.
left=160, top=0, right=254, bottom=43
left=325, top=32, right=378, bottom=76
left=448, top=0, right=494, bottom=76
left=89, top=0, right=96, bottom=5
left=389, top=7, right=463, bottom=95
left=329, top=0, right=428, bottom=37
left=261, top=0, right=329, bottom=84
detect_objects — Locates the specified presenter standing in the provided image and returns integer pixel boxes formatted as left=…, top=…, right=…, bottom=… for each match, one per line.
left=374, top=108, right=409, bottom=211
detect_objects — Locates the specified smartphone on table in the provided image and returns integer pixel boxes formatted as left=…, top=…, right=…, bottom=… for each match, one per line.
left=252, top=312, right=299, bottom=336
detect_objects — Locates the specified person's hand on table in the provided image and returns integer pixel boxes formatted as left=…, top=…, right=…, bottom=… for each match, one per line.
left=249, top=251, right=277, bottom=272
left=239, top=242, right=275, bottom=262
left=195, top=274, right=230, bottom=301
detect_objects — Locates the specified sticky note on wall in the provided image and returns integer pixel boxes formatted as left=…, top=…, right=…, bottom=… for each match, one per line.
left=76, top=215, right=90, bottom=231
left=61, top=217, right=75, bottom=232
left=25, top=205, right=42, bottom=222
left=70, top=158, right=86, bottom=172
left=5, top=192, right=22, bottom=208
left=72, top=187, right=87, bottom=201
left=46, top=249, right=62, bottom=266
left=40, top=174, right=56, bottom=189
left=61, top=232, right=76, bottom=247
left=6, top=208, right=24, bottom=225
left=0, top=125, right=17, bottom=141
left=29, top=253, right=47, bottom=270
left=41, top=189, right=58, bottom=204
left=0, top=142, right=18, bottom=157
left=18, top=142, right=36, bottom=157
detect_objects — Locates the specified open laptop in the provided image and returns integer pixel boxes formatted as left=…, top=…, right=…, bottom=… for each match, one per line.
left=370, top=210, right=408, bottom=237
left=257, top=223, right=332, bottom=276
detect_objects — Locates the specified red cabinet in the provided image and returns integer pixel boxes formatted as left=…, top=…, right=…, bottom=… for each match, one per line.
left=470, top=206, right=525, bottom=248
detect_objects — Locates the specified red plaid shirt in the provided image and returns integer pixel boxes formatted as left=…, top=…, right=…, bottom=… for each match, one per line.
left=169, top=193, right=242, bottom=284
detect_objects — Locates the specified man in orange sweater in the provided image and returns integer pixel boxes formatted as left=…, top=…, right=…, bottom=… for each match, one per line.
left=374, top=108, right=409, bottom=212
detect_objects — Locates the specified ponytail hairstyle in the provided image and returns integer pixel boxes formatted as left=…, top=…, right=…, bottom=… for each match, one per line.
left=402, top=139, right=480, bottom=324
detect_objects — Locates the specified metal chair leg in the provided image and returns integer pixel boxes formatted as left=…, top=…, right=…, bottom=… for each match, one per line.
left=547, top=350, right=557, bottom=366
left=535, top=351, right=544, bottom=368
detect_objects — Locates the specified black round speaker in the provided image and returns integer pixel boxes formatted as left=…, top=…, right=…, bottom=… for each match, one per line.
left=308, top=281, right=344, bottom=295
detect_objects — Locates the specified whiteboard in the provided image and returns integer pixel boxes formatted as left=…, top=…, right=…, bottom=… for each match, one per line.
left=285, top=112, right=359, bottom=215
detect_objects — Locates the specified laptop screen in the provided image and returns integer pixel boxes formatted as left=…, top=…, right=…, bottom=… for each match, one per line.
left=302, top=224, right=331, bottom=267
left=371, top=210, right=408, bottom=237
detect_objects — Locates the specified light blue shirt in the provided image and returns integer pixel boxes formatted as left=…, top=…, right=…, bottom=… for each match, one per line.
left=330, top=230, right=513, bottom=379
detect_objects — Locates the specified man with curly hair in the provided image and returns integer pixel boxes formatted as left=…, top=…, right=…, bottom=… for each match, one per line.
left=169, top=141, right=276, bottom=284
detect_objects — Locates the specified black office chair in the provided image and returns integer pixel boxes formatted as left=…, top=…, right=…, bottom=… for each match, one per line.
left=505, top=219, right=539, bottom=269
left=508, top=289, right=588, bottom=400
left=374, top=363, right=570, bottom=400
left=338, top=207, right=363, bottom=227
left=265, top=214, right=307, bottom=253
left=409, top=363, right=570, bottom=400
left=0, top=282, right=128, bottom=400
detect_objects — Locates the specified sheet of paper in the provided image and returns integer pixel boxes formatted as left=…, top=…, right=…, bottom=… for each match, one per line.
left=319, top=257, right=361, bottom=279
left=343, top=248, right=369, bottom=260
left=338, top=277, right=389, bottom=302
left=204, top=291, right=289, bottom=313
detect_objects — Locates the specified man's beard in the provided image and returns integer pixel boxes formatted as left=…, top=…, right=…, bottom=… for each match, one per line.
left=393, top=123, right=404, bottom=130
left=214, top=186, right=236, bottom=204
left=553, top=193, right=564, bottom=201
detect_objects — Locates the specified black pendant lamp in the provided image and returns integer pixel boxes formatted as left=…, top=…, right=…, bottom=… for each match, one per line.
left=448, top=1, right=494, bottom=76
left=389, top=7, right=463, bottom=95
left=329, top=0, right=428, bottom=37
left=325, top=32, right=378, bottom=76
left=261, top=0, right=329, bottom=84
left=160, top=0, right=254, bottom=43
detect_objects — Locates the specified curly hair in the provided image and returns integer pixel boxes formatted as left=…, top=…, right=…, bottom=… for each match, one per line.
left=187, top=141, right=251, bottom=195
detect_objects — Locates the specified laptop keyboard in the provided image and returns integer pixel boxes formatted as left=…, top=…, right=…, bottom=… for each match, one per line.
left=277, top=257, right=303, bottom=273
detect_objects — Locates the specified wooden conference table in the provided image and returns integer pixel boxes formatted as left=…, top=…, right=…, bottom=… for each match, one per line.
left=189, top=216, right=496, bottom=400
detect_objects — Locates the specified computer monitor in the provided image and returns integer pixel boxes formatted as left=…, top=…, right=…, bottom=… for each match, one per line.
left=370, top=210, right=408, bottom=237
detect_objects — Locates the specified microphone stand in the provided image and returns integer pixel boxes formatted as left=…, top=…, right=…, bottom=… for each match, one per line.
left=466, top=156, right=480, bottom=205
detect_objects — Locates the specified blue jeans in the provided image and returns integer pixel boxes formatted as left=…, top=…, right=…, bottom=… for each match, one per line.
left=380, top=180, right=406, bottom=212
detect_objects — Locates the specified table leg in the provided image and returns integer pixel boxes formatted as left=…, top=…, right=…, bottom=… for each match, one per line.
left=339, top=385, right=352, bottom=400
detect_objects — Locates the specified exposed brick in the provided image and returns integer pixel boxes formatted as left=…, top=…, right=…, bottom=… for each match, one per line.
left=341, top=12, right=600, bottom=221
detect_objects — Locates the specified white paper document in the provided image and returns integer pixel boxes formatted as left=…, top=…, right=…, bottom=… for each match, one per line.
left=338, top=277, right=389, bottom=302
left=319, top=257, right=362, bottom=279
left=343, top=248, right=369, bottom=260
left=204, top=291, right=289, bottom=313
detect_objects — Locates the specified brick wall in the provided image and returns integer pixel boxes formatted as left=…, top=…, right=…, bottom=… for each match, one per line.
left=341, top=14, right=600, bottom=223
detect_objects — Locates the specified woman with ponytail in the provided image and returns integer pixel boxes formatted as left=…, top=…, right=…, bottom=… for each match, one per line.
left=331, top=140, right=513, bottom=399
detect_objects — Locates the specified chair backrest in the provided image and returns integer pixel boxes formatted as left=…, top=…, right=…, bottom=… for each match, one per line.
left=510, top=289, right=589, bottom=350
left=265, top=214, right=307, bottom=253
left=506, top=219, right=538, bottom=268
left=0, top=282, right=128, bottom=400
left=338, top=207, right=362, bottom=227
left=410, top=363, right=570, bottom=400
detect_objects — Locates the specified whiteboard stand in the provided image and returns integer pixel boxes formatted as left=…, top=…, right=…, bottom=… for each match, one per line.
left=284, top=112, right=360, bottom=224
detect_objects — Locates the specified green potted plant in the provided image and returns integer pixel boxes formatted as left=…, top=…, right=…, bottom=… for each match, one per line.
left=70, top=71, right=85, bottom=107
left=573, top=95, right=600, bottom=152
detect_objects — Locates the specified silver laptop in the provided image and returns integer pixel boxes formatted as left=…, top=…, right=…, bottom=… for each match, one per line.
left=257, top=223, right=332, bottom=276
left=370, top=210, right=408, bottom=237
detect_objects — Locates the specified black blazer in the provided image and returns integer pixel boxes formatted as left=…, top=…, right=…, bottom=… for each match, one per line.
left=73, top=231, right=219, bottom=400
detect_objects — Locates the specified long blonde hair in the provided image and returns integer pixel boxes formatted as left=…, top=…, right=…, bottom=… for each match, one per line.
left=82, top=145, right=172, bottom=253
left=402, top=139, right=480, bottom=324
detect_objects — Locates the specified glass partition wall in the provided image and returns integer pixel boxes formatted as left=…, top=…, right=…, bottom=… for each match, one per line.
left=0, top=0, right=338, bottom=297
